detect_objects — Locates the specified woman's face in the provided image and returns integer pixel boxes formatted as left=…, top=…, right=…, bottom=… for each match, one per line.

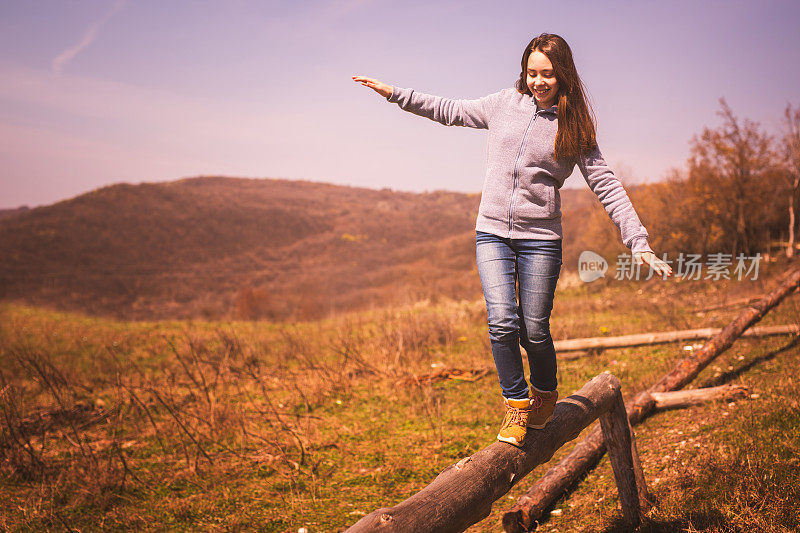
left=526, top=50, right=559, bottom=108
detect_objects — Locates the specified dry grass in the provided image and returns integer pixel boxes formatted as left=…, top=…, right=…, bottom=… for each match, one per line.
left=0, top=297, right=485, bottom=531
left=1, top=258, right=799, bottom=532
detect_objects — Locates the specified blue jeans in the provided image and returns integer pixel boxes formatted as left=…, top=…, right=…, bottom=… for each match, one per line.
left=475, top=230, right=562, bottom=399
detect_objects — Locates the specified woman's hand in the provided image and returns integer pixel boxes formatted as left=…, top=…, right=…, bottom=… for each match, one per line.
left=633, top=251, right=674, bottom=278
left=352, top=75, right=393, bottom=99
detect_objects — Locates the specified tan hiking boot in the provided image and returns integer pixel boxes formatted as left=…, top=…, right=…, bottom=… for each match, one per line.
left=497, top=397, right=533, bottom=447
left=527, top=385, right=558, bottom=429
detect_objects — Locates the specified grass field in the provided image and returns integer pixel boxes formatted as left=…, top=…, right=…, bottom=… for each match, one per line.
left=1, top=260, right=799, bottom=532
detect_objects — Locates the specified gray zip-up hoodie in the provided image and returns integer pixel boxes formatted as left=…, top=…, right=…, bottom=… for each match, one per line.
left=386, top=85, right=655, bottom=255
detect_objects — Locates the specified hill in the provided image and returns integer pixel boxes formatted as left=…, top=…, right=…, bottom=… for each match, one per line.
left=0, top=176, right=631, bottom=321
left=0, top=206, right=30, bottom=220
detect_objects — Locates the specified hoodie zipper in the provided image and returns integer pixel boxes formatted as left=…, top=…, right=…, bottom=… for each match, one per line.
left=508, top=109, right=537, bottom=237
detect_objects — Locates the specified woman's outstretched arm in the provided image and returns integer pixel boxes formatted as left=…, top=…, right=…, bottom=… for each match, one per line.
left=352, top=75, right=503, bottom=129
left=578, top=145, right=673, bottom=277
left=352, top=75, right=393, bottom=98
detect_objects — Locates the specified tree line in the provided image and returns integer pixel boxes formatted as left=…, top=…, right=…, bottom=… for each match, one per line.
left=620, top=100, right=800, bottom=262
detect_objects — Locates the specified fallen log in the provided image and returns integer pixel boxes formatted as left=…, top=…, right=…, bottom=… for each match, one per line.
left=400, top=327, right=799, bottom=378
left=555, top=324, right=800, bottom=354
left=346, top=372, right=641, bottom=533
left=648, top=383, right=749, bottom=409
left=503, top=260, right=800, bottom=531
left=597, top=386, right=649, bottom=527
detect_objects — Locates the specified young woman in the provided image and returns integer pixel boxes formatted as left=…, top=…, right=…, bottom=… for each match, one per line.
left=353, top=33, right=672, bottom=447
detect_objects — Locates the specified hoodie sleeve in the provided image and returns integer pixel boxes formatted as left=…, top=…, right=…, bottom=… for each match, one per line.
left=577, top=144, right=655, bottom=255
left=386, top=86, right=505, bottom=129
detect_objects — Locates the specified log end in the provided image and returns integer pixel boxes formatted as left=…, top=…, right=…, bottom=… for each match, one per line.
left=501, top=507, right=527, bottom=533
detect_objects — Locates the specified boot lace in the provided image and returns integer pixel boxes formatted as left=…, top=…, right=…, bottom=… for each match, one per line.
left=504, top=406, right=528, bottom=427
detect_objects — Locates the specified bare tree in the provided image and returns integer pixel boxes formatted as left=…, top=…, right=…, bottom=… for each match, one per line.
left=688, top=98, right=778, bottom=256
left=782, top=103, right=800, bottom=258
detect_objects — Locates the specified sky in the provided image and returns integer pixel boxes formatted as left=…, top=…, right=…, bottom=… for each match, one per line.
left=1, top=0, right=799, bottom=209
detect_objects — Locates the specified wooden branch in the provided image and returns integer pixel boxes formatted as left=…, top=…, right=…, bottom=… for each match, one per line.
left=599, top=388, right=649, bottom=527
left=648, top=383, right=749, bottom=409
left=555, top=324, right=800, bottom=354
left=628, top=424, right=651, bottom=518
left=346, top=372, right=623, bottom=533
left=504, top=260, right=800, bottom=531
left=649, top=266, right=800, bottom=393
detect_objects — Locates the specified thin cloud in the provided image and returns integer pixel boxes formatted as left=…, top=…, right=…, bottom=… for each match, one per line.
left=52, top=0, right=127, bottom=75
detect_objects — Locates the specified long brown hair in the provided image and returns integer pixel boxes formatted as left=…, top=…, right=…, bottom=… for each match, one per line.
left=516, top=33, right=597, bottom=162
